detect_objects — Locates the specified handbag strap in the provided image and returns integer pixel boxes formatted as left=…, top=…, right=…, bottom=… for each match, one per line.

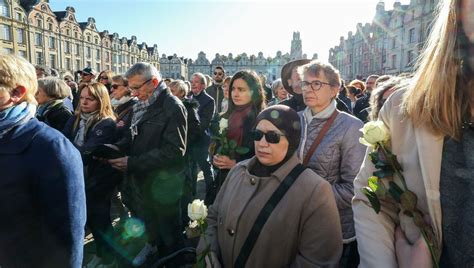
left=234, top=163, right=306, bottom=268
left=302, top=110, right=339, bottom=166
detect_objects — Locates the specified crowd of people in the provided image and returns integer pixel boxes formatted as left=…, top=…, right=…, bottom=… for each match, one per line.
left=0, top=0, right=473, bottom=267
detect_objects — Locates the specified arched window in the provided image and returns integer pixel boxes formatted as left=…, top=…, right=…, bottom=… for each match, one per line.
left=0, top=0, right=10, bottom=18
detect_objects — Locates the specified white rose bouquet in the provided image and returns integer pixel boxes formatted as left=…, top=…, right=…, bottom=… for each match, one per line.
left=359, top=121, right=440, bottom=268
left=186, top=199, right=214, bottom=268
left=209, top=117, right=249, bottom=159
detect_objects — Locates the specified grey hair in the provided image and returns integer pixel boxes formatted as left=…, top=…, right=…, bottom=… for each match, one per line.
left=192, top=72, right=207, bottom=87
left=37, top=77, right=72, bottom=99
left=271, top=78, right=283, bottom=96
left=297, top=60, right=341, bottom=88
left=169, top=80, right=189, bottom=96
left=125, top=62, right=161, bottom=80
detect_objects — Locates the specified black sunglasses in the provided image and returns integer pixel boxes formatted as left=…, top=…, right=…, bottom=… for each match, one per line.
left=99, top=76, right=109, bottom=80
left=112, top=84, right=125, bottom=89
left=214, top=72, right=223, bottom=76
left=251, top=129, right=285, bottom=144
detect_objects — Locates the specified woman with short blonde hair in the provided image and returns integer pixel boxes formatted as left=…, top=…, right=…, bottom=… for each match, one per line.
left=0, top=54, right=86, bottom=267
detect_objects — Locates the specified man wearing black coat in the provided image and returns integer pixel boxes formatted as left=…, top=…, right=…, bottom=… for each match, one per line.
left=190, top=72, right=215, bottom=200
left=108, top=63, right=188, bottom=266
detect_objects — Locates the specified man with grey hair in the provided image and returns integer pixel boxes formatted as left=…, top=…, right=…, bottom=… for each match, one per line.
left=353, top=74, right=380, bottom=122
left=108, top=62, right=188, bottom=266
left=190, top=72, right=215, bottom=202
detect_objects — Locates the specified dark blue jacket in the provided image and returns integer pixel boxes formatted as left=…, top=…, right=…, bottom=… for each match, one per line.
left=193, top=90, right=215, bottom=145
left=0, top=118, right=86, bottom=268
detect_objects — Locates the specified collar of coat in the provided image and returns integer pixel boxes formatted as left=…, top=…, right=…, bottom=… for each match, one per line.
left=303, top=99, right=337, bottom=124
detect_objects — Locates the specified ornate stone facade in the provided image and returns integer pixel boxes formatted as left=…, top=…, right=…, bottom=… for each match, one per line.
left=328, top=0, right=439, bottom=81
left=186, top=32, right=318, bottom=82
left=0, top=0, right=159, bottom=77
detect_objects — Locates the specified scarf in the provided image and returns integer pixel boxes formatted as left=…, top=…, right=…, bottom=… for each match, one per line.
left=303, top=99, right=337, bottom=124
left=111, top=96, right=132, bottom=109
left=0, top=102, right=36, bottom=139
left=227, top=103, right=253, bottom=147
left=36, top=99, right=64, bottom=118
left=73, top=111, right=99, bottom=147
left=131, top=81, right=166, bottom=128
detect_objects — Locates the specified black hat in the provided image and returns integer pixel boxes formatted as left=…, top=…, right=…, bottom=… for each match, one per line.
left=255, top=105, right=301, bottom=154
left=78, top=67, right=96, bottom=75
left=281, top=59, right=310, bottom=95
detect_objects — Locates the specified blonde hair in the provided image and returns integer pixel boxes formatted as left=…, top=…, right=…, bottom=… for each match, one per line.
left=0, top=54, right=38, bottom=105
left=402, top=0, right=470, bottom=140
left=73, top=82, right=115, bottom=130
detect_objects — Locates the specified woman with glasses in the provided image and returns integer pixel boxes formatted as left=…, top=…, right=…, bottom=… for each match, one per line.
left=199, top=105, right=342, bottom=267
left=297, top=60, right=365, bottom=267
left=110, top=75, right=136, bottom=140
left=63, top=83, right=121, bottom=268
left=98, top=70, right=115, bottom=94
left=208, top=70, right=266, bottom=204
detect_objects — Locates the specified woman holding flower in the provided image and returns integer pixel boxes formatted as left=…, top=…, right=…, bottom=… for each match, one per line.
left=208, top=70, right=265, bottom=204
left=199, top=105, right=342, bottom=267
left=353, top=0, right=474, bottom=267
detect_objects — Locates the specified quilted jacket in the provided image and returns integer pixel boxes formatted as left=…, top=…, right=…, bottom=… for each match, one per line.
left=298, top=101, right=365, bottom=241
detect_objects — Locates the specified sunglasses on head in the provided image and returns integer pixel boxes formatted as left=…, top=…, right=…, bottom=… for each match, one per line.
left=251, top=129, right=285, bottom=144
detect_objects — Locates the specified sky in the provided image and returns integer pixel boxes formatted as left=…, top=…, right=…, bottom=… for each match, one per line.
left=49, top=0, right=411, bottom=62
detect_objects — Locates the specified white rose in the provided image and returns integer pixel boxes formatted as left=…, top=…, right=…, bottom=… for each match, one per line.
left=359, top=121, right=390, bottom=146
left=219, top=118, right=228, bottom=131
left=188, top=199, right=208, bottom=221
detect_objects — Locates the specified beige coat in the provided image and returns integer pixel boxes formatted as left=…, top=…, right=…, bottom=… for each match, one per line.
left=199, top=153, right=342, bottom=267
left=352, top=89, right=443, bottom=267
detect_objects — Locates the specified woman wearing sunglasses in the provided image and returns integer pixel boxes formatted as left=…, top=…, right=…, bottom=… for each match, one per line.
left=98, top=70, right=115, bottom=94
left=208, top=70, right=265, bottom=204
left=297, top=60, right=365, bottom=267
left=199, top=105, right=342, bottom=267
left=110, top=75, right=136, bottom=140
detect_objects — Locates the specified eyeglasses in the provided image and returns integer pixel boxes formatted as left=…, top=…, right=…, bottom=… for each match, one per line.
left=300, top=80, right=332, bottom=92
left=130, top=79, right=152, bottom=91
left=251, top=129, right=285, bottom=144
left=112, top=84, right=125, bottom=89
left=214, top=72, right=223, bottom=76
left=99, top=76, right=109, bottom=80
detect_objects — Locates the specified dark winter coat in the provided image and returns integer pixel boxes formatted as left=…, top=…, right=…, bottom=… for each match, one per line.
left=0, top=118, right=86, bottom=268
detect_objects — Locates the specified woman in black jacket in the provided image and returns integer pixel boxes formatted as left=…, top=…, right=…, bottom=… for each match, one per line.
left=208, top=70, right=266, bottom=203
left=63, top=82, right=120, bottom=268
left=35, top=77, right=73, bottom=131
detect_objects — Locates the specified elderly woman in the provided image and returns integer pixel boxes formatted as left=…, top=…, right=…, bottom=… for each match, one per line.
left=220, top=76, right=231, bottom=113
left=268, top=78, right=289, bottom=106
left=0, top=54, right=86, bottom=267
left=354, top=0, right=474, bottom=267
left=35, top=77, right=73, bottom=131
left=63, top=82, right=120, bottom=268
left=297, top=60, right=365, bottom=267
left=200, top=105, right=342, bottom=267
